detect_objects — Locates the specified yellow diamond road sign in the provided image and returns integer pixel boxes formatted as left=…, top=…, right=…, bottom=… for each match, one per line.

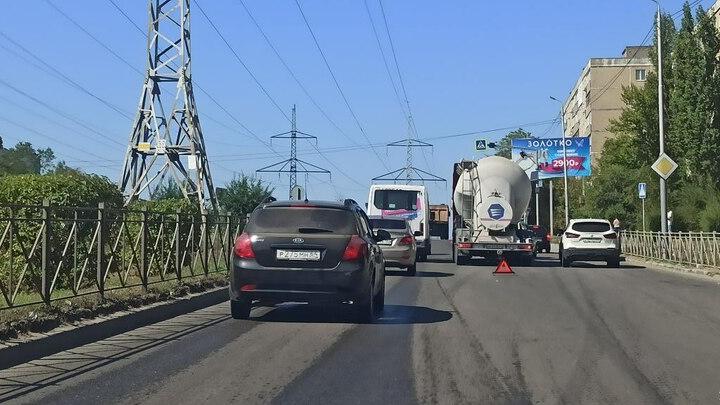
left=652, top=153, right=678, bottom=179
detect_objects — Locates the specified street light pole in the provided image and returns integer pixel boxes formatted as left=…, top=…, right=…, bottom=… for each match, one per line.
left=653, top=0, right=668, bottom=233
left=550, top=96, right=570, bottom=227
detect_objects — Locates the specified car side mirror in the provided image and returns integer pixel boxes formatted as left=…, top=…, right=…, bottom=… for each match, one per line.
left=375, top=229, right=391, bottom=242
left=413, top=230, right=422, bottom=237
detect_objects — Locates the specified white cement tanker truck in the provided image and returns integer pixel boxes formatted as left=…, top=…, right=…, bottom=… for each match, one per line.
left=452, top=156, right=535, bottom=265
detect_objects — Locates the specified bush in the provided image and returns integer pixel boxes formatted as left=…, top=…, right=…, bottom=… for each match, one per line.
left=0, top=172, right=122, bottom=207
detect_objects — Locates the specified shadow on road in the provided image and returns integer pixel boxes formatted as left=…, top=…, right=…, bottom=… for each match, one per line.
left=253, top=304, right=452, bottom=325
left=566, top=261, right=646, bottom=270
left=425, top=257, right=453, bottom=264
left=385, top=270, right=454, bottom=278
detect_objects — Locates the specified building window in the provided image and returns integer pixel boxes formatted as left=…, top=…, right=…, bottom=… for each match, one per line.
left=635, top=69, right=647, bottom=81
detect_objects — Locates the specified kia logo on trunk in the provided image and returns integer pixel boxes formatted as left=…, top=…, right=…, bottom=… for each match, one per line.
left=292, top=238, right=304, bottom=244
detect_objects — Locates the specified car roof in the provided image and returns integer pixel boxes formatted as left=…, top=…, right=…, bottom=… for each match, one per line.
left=260, top=200, right=353, bottom=210
left=367, top=215, right=408, bottom=222
left=569, top=218, right=611, bottom=224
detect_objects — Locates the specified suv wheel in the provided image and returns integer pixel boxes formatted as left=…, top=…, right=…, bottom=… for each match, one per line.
left=230, top=297, right=251, bottom=320
left=607, top=259, right=620, bottom=268
left=561, top=254, right=572, bottom=268
left=356, top=276, right=377, bottom=323
left=373, top=276, right=385, bottom=313
left=407, top=263, right=417, bottom=276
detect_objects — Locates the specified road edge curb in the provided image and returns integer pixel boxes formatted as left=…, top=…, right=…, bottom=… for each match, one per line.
left=0, top=287, right=228, bottom=370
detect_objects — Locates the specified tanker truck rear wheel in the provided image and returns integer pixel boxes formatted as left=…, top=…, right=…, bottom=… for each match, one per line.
left=454, top=250, right=470, bottom=265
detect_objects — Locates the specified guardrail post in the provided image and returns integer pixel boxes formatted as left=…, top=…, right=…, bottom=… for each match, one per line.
left=175, top=209, right=182, bottom=282
left=96, top=202, right=106, bottom=298
left=40, top=199, right=51, bottom=305
left=140, top=208, right=149, bottom=291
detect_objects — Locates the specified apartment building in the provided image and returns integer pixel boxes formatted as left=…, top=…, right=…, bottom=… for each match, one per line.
left=561, top=46, right=652, bottom=160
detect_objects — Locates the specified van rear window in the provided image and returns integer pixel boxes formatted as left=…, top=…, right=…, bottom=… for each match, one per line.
left=247, top=208, right=357, bottom=234
left=373, top=190, right=419, bottom=210
left=572, top=222, right=611, bottom=233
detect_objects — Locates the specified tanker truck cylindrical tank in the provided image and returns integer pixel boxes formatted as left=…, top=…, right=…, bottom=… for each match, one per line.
left=453, top=156, right=531, bottom=230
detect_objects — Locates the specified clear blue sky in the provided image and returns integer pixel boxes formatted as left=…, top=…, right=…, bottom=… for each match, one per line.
left=0, top=0, right=711, bottom=205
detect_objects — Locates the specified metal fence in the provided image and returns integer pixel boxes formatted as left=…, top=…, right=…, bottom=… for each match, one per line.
left=0, top=201, right=241, bottom=310
left=621, top=230, right=720, bottom=269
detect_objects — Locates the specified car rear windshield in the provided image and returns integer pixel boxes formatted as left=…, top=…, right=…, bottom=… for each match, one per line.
left=529, top=227, right=547, bottom=236
left=572, top=222, right=611, bottom=233
left=369, top=219, right=406, bottom=230
left=247, top=207, right=357, bottom=234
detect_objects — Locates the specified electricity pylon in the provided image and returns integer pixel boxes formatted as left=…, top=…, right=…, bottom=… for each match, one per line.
left=372, top=116, right=445, bottom=183
left=257, top=105, right=330, bottom=198
left=120, top=0, right=217, bottom=213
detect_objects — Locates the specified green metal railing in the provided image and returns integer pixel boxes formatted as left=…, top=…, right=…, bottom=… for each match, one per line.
left=0, top=201, right=240, bottom=309
left=621, top=230, right=720, bottom=269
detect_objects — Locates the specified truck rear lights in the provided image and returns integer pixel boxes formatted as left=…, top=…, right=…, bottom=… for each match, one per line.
left=234, top=233, right=256, bottom=259
left=342, top=235, right=367, bottom=261
left=565, top=232, right=580, bottom=238
left=457, top=242, right=472, bottom=249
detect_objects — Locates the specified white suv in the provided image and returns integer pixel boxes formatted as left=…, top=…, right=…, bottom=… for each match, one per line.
left=559, top=219, right=620, bottom=268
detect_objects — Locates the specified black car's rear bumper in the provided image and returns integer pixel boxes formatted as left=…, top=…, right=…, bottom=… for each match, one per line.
left=230, top=259, right=371, bottom=304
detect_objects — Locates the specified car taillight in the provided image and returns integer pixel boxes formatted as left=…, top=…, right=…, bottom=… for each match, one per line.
left=399, top=235, right=414, bottom=245
left=546, top=233, right=552, bottom=241
left=457, top=242, right=472, bottom=249
left=342, top=235, right=367, bottom=261
left=604, top=232, right=617, bottom=239
left=234, top=233, right=255, bottom=259
left=565, top=232, right=580, bottom=238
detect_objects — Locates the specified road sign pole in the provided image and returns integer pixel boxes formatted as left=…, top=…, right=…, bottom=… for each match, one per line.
left=549, top=180, right=554, bottom=236
left=535, top=184, right=540, bottom=225
left=642, top=198, right=646, bottom=232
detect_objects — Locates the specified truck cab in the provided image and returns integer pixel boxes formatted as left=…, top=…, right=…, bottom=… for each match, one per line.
left=367, top=184, right=431, bottom=261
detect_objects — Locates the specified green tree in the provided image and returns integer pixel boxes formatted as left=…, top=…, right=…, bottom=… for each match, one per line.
left=152, top=177, right=184, bottom=200
left=495, top=128, right=533, bottom=159
left=218, top=175, right=273, bottom=217
left=0, top=141, right=56, bottom=175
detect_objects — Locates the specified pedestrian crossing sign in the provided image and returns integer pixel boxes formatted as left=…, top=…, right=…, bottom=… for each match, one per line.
left=475, top=139, right=487, bottom=151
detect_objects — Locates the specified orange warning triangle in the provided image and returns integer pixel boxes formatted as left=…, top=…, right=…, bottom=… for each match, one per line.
left=493, top=258, right=515, bottom=275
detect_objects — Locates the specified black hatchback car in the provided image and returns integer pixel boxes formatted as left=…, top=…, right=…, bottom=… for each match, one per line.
left=230, top=199, right=390, bottom=322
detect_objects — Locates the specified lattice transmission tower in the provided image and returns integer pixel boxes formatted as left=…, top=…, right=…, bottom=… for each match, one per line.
left=372, top=116, right=445, bottom=184
left=257, top=105, right=330, bottom=198
left=120, top=0, right=217, bottom=213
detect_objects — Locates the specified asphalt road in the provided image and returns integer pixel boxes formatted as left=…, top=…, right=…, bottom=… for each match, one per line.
left=2, top=241, right=720, bottom=404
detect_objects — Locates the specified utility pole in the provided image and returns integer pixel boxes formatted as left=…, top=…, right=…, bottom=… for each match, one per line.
left=654, top=0, right=668, bottom=233
left=120, top=0, right=217, bottom=213
left=256, top=105, right=330, bottom=198
left=549, top=180, right=554, bottom=235
left=550, top=96, right=570, bottom=227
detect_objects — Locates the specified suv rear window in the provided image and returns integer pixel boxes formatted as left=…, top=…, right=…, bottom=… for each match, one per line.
left=369, top=219, right=406, bottom=230
left=572, top=222, right=611, bottom=233
left=247, top=207, right=357, bottom=234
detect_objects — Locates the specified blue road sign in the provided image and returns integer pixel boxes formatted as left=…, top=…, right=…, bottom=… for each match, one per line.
left=475, top=139, right=487, bottom=151
left=638, top=183, right=647, bottom=199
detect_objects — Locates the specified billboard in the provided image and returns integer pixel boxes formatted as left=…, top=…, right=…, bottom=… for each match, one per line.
left=511, top=137, right=592, bottom=180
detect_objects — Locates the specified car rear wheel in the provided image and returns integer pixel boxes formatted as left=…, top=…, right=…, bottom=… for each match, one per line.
left=607, top=259, right=620, bottom=268
left=355, top=276, right=377, bottom=323
left=407, top=263, right=417, bottom=276
left=561, top=255, right=572, bottom=268
left=230, top=297, right=251, bottom=320
left=373, top=276, right=385, bottom=313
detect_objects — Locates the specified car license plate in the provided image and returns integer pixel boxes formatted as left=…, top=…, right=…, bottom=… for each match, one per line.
left=276, top=249, right=321, bottom=261
left=486, top=244, right=503, bottom=249
left=583, top=238, right=602, bottom=243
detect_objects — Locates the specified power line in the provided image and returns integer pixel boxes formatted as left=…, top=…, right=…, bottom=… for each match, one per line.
left=294, top=0, right=390, bottom=170
left=235, top=0, right=360, bottom=147
left=192, top=0, right=291, bottom=123
left=0, top=31, right=132, bottom=120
